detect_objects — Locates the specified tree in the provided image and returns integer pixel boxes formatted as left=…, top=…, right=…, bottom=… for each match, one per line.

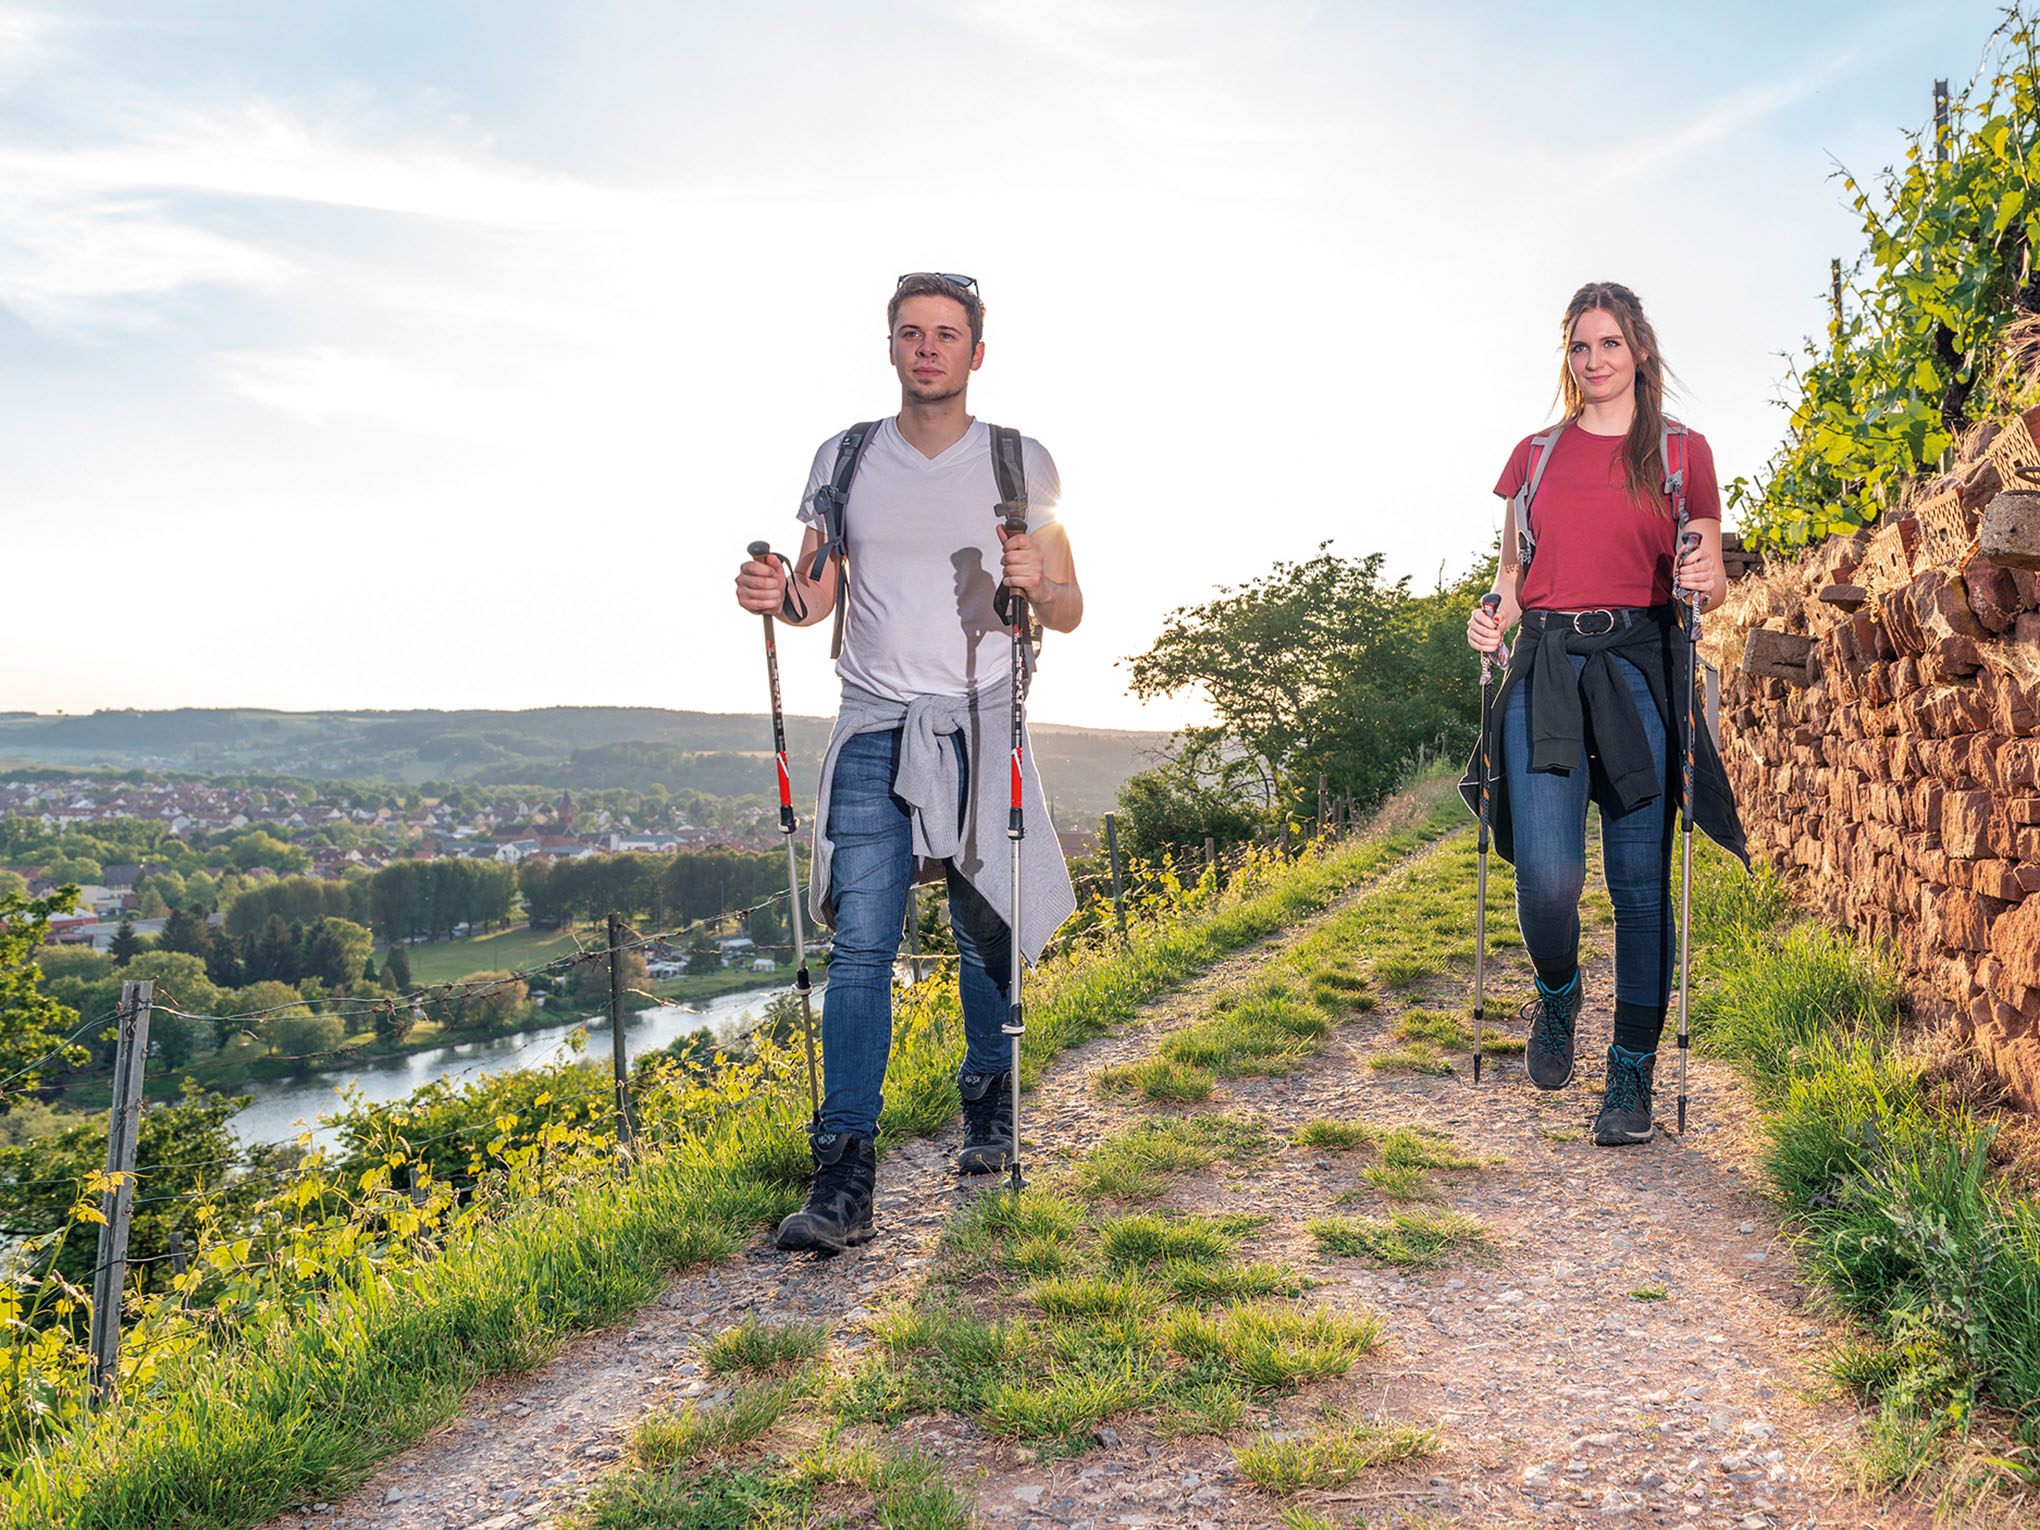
left=159, top=904, right=213, bottom=960
left=442, top=972, right=528, bottom=1033
left=299, top=918, right=373, bottom=991
left=1112, top=731, right=1270, bottom=868
left=250, top=914, right=298, bottom=984
left=0, top=890, right=90, bottom=1107
left=0, top=870, right=26, bottom=901
left=226, top=830, right=309, bottom=875
left=372, top=999, right=416, bottom=1046
left=122, top=951, right=224, bottom=1035
left=381, top=943, right=413, bottom=993
left=1125, top=545, right=1488, bottom=817
left=45, top=856, right=102, bottom=886
left=263, top=1008, right=343, bottom=1066
left=135, top=886, right=169, bottom=919
left=109, top=919, right=142, bottom=965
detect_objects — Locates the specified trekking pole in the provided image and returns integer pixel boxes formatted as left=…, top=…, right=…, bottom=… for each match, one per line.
left=1472, top=592, right=1506, bottom=1086
left=1000, top=509, right=1032, bottom=1193
left=1675, top=530, right=1702, bottom=1134
left=747, top=541, right=822, bottom=1139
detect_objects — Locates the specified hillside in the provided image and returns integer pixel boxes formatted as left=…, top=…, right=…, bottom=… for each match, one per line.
left=0, top=707, right=1170, bottom=827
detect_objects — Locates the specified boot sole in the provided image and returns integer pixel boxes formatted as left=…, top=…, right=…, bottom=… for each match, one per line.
left=1592, top=1122, right=1655, bottom=1146
left=956, top=1143, right=1014, bottom=1175
left=1526, top=1059, right=1575, bottom=1091
left=774, top=1216, right=875, bottom=1252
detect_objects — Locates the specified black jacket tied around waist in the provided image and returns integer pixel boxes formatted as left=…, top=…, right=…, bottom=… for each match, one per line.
left=1458, top=605, right=1749, bottom=871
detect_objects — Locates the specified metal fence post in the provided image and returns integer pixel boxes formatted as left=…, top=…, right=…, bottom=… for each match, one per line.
left=605, top=913, right=634, bottom=1148
left=1103, top=813, right=1128, bottom=942
left=89, top=978, right=152, bottom=1408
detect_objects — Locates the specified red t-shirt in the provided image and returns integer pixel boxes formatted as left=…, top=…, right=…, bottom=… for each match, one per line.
left=1495, top=423, right=1720, bottom=610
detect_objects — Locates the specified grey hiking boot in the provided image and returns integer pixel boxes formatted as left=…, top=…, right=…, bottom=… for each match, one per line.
left=1593, top=1045, right=1658, bottom=1146
left=956, top=1069, right=1014, bottom=1175
left=775, top=1130, right=877, bottom=1252
left=1521, top=973, right=1582, bottom=1090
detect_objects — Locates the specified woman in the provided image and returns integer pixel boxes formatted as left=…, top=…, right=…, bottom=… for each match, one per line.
left=1463, top=281, right=1747, bottom=1147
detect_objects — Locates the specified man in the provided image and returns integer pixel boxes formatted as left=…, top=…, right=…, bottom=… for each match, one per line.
left=733, top=272, right=1082, bottom=1252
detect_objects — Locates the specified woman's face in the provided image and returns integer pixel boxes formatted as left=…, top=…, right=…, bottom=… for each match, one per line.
left=1567, top=307, right=1642, bottom=409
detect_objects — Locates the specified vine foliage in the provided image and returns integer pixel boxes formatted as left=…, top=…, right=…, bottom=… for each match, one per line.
left=1737, top=10, right=2040, bottom=550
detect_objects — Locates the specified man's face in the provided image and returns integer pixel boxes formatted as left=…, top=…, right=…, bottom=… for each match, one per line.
left=889, top=294, right=984, bottom=405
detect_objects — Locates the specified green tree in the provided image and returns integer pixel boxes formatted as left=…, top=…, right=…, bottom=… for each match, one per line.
left=1125, top=546, right=1486, bottom=818
left=44, top=856, right=101, bottom=886
left=226, top=830, right=309, bottom=876
left=109, top=919, right=142, bottom=965
left=299, top=918, right=373, bottom=991
left=0, top=890, right=90, bottom=1108
left=1112, top=731, right=1270, bottom=867
left=263, top=1008, right=343, bottom=1065
left=381, top=943, right=413, bottom=993
left=250, top=914, right=298, bottom=984
left=0, top=871, right=25, bottom=901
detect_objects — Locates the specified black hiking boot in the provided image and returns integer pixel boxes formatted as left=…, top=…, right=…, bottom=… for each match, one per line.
left=956, top=1069, right=1014, bottom=1175
left=1521, top=972, right=1582, bottom=1090
left=1593, top=1045, right=1658, bottom=1146
left=774, top=1130, right=877, bottom=1252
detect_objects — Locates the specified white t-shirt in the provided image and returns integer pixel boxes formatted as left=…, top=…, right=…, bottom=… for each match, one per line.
left=797, top=418, right=1061, bottom=705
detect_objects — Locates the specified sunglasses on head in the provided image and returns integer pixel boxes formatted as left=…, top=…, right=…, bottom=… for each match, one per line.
left=896, top=272, right=979, bottom=294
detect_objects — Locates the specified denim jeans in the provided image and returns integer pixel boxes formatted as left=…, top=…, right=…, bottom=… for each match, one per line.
left=1501, top=652, right=1673, bottom=1007
left=818, top=727, right=1014, bottom=1138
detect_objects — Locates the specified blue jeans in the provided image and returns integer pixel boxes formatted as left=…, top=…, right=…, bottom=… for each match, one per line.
left=1501, top=653, right=1673, bottom=1007
left=819, top=728, right=1014, bottom=1138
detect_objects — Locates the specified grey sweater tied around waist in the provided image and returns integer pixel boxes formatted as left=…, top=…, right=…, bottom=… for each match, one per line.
left=809, top=682, right=1078, bottom=965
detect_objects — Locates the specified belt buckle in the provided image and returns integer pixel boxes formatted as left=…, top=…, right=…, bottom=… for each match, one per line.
left=1571, top=608, right=1616, bottom=636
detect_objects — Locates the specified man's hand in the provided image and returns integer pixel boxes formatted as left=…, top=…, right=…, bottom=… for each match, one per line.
left=996, top=524, right=1047, bottom=596
left=735, top=552, right=787, bottom=615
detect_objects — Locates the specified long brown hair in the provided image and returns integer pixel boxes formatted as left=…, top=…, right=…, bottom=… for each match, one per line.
left=1556, top=281, right=1672, bottom=515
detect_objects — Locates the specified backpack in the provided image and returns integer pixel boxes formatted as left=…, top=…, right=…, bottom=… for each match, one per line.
left=797, top=420, right=1034, bottom=658
left=1512, top=418, right=1691, bottom=588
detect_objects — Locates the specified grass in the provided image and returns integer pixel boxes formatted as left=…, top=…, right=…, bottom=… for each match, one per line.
left=701, top=1319, right=826, bottom=1376
left=9, top=781, right=1475, bottom=1530
left=1234, top=1414, right=1439, bottom=1493
left=1096, top=1056, right=1215, bottom=1102
left=1358, top=1163, right=1435, bottom=1202
left=1292, top=1118, right=1379, bottom=1150
left=1160, top=986, right=1330, bottom=1077
left=1628, top=1284, right=1668, bottom=1302
left=631, top=1374, right=812, bottom=1466
left=1367, top=1042, right=1454, bottom=1076
left=1163, top=1303, right=1381, bottom=1389
left=1073, top=1113, right=1269, bottom=1201
left=1309, top=1208, right=1488, bottom=1269
left=1370, top=953, right=1438, bottom=990
left=1394, top=1008, right=1471, bottom=1047
left=582, top=1436, right=974, bottom=1530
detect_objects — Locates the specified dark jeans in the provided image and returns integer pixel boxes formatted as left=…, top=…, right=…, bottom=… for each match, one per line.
left=1501, top=652, right=1673, bottom=1007
left=819, top=728, right=1014, bottom=1139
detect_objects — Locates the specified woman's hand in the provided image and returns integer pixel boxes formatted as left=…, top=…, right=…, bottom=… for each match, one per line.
left=1467, top=600, right=1506, bottom=655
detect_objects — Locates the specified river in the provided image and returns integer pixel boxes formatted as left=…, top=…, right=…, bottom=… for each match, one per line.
left=227, top=984, right=798, bottom=1150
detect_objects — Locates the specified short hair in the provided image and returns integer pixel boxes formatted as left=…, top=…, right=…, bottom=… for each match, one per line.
left=888, top=274, right=984, bottom=348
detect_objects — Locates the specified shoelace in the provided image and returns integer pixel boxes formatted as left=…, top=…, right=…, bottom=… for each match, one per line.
left=1603, top=1052, right=1650, bottom=1112
left=1522, top=984, right=1575, bottom=1057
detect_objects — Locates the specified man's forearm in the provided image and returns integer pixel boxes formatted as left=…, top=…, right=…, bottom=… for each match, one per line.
left=1028, top=577, right=1084, bottom=633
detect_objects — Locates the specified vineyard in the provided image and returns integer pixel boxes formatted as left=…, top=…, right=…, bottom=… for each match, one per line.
left=1738, top=7, right=2040, bottom=550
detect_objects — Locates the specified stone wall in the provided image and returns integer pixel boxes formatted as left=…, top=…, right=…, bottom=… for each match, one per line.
left=1713, top=409, right=2040, bottom=1109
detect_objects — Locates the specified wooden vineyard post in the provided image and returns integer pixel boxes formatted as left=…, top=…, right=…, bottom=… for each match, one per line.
left=606, top=913, right=634, bottom=1149
left=1103, top=813, right=1128, bottom=942
left=89, top=978, right=153, bottom=1408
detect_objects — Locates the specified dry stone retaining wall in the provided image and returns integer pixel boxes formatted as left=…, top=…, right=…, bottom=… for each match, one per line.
left=1713, top=409, right=2040, bottom=1108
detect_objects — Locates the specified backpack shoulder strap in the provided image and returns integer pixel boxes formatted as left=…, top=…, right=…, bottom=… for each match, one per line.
left=990, top=424, right=1028, bottom=522
left=986, top=424, right=1040, bottom=656
left=1512, top=421, right=1566, bottom=573
left=804, top=420, right=877, bottom=658
left=1660, top=417, right=1690, bottom=536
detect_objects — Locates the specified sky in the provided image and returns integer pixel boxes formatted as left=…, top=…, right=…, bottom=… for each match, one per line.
left=0, top=0, right=2023, bottom=731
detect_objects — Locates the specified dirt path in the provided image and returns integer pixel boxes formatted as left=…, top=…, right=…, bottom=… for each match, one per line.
left=285, top=824, right=1920, bottom=1530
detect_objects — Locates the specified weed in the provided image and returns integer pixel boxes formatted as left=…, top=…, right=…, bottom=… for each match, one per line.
left=1027, top=1270, right=1162, bottom=1321
left=1309, top=1208, right=1488, bottom=1269
left=1164, top=1260, right=1299, bottom=1303
left=1152, top=1377, right=1251, bottom=1436
left=1628, top=1284, right=1668, bottom=1302
left=1277, top=1509, right=1343, bottom=1530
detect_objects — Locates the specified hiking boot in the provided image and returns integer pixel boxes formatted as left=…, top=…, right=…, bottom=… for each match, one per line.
left=1520, top=972, right=1582, bottom=1090
left=1593, top=1045, right=1658, bottom=1146
left=956, top=1069, right=1014, bottom=1175
left=774, top=1130, right=876, bottom=1252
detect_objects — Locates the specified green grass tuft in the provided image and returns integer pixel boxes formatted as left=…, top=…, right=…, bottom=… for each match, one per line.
left=702, top=1318, right=826, bottom=1376
left=1292, top=1118, right=1379, bottom=1149
left=1234, top=1415, right=1439, bottom=1493
left=1074, top=1114, right=1268, bottom=1202
left=1309, top=1208, right=1487, bottom=1269
left=630, top=1374, right=811, bottom=1467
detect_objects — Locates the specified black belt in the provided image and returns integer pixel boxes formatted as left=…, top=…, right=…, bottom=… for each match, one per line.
left=1521, top=606, right=1654, bottom=638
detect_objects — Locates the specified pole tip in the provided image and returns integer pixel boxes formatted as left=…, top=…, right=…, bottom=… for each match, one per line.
left=1472, top=1056, right=1482, bottom=1084
left=1677, top=1098, right=1688, bottom=1134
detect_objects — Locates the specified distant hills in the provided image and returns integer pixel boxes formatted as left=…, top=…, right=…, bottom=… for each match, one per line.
left=0, top=707, right=1173, bottom=828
